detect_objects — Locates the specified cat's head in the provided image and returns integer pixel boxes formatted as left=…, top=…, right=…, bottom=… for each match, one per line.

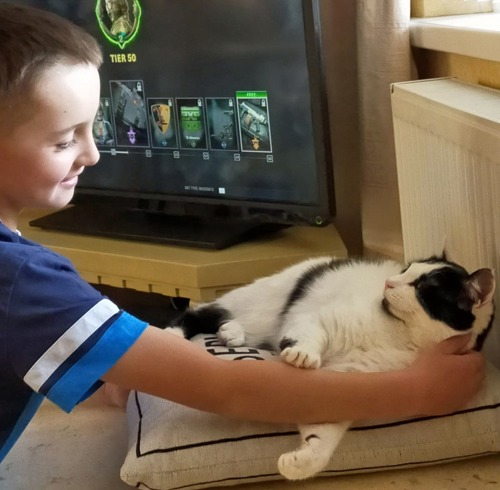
left=382, top=256, right=495, bottom=348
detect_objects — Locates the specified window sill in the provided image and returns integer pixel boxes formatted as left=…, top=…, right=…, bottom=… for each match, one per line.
left=410, top=12, right=500, bottom=62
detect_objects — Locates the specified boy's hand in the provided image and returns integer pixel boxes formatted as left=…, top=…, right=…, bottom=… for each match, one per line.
left=408, top=335, right=486, bottom=416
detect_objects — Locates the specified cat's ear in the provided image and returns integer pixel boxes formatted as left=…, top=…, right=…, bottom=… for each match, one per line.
left=466, top=268, right=496, bottom=308
left=440, top=238, right=448, bottom=261
left=441, top=235, right=473, bottom=264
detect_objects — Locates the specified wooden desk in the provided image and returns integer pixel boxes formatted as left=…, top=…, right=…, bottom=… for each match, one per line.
left=20, top=210, right=347, bottom=302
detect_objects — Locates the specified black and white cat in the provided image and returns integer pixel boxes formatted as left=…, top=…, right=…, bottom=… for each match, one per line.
left=169, top=255, right=495, bottom=480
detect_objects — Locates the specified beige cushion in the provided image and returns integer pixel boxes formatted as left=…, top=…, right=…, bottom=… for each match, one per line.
left=121, top=334, right=500, bottom=490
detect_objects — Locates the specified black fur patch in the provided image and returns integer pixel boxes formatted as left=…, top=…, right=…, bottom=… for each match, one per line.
left=167, top=304, right=232, bottom=339
left=413, top=263, right=475, bottom=331
left=279, top=337, right=297, bottom=351
left=281, top=258, right=355, bottom=316
left=475, top=313, right=494, bottom=351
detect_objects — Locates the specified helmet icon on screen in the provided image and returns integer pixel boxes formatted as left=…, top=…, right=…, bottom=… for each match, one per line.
left=95, top=0, right=142, bottom=49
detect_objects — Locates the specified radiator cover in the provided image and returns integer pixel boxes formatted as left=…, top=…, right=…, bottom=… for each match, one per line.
left=391, top=77, right=500, bottom=364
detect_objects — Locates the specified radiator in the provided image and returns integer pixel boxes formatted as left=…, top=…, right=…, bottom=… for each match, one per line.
left=391, top=78, right=500, bottom=364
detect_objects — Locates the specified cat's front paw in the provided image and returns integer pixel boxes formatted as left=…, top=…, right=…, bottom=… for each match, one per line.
left=280, top=346, right=321, bottom=369
left=217, top=320, right=245, bottom=346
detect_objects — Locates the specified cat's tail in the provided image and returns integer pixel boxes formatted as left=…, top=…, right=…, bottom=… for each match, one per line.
left=165, top=303, right=232, bottom=339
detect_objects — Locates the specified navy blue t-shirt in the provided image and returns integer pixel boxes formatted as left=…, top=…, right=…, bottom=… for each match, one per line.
left=0, top=223, right=148, bottom=462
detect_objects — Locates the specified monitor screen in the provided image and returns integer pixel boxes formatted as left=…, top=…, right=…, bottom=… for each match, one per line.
left=27, top=0, right=334, bottom=248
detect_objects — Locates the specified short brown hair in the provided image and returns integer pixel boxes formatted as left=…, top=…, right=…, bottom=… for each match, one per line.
left=0, top=3, right=103, bottom=106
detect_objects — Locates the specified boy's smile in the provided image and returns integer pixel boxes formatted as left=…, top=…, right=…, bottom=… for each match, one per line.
left=60, top=172, right=83, bottom=189
left=0, top=63, right=101, bottom=230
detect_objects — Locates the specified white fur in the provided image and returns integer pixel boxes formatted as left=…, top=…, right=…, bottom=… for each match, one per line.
left=195, top=257, right=495, bottom=480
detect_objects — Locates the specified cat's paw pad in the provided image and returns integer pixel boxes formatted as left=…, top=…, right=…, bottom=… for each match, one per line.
left=218, top=321, right=245, bottom=346
left=280, top=347, right=321, bottom=369
left=277, top=447, right=325, bottom=481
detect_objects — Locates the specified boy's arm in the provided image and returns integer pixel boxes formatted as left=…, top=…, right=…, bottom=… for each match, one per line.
left=102, top=327, right=485, bottom=424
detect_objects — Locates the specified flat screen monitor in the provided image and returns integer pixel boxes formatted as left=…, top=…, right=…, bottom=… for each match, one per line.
left=27, top=0, right=335, bottom=249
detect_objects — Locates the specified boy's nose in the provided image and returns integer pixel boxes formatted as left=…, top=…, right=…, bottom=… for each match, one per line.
left=88, top=142, right=101, bottom=166
left=81, top=136, right=101, bottom=167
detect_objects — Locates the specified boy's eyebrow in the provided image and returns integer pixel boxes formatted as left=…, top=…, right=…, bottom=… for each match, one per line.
left=50, top=122, right=87, bottom=136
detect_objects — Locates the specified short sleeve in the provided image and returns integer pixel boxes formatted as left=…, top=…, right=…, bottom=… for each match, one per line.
left=5, top=249, right=148, bottom=412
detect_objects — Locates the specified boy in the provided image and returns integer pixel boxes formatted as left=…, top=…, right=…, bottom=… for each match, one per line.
left=0, top=2, right=485, bottom=466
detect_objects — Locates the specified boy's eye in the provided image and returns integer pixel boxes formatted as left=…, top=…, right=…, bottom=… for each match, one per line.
left=56, top=139, right=76, bottom=150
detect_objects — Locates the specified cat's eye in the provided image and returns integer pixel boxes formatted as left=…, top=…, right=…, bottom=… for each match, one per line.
left=417, top=275, right=442, bottom=290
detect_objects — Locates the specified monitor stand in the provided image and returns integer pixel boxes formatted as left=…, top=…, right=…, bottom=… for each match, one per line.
left=29, top=204, right=290, bottom=250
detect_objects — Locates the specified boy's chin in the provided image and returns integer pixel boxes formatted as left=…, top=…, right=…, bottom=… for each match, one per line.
left=48, top=191, right=76, bottom=209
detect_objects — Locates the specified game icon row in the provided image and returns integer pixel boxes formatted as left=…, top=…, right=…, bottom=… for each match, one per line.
left=92, top=80, right=273, bottom=153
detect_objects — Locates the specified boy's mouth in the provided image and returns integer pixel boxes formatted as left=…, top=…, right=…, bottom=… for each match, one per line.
left=61, top=175, right=79, bottom=187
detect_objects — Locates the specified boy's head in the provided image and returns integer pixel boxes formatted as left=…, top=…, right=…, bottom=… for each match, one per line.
left=0, top=3, right=103, bottom=227
left=0, top=3, right=103, bottom=125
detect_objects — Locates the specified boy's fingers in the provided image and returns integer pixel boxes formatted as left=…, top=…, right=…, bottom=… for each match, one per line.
left=437, top=334, right=473, bottom=355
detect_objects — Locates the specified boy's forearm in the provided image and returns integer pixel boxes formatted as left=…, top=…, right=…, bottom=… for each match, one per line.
left=211, top=358, right=418, bottom=424
left=103, top=326, right=419, bottom=424
left=216, top=343, right=485, bottom=423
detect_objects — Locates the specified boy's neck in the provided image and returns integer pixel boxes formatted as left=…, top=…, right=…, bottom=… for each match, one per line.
left=0, top=212, right=18, bottom=232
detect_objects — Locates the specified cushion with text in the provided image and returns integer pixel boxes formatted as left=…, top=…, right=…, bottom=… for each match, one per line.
left=121, top=334, right=500, bottom=490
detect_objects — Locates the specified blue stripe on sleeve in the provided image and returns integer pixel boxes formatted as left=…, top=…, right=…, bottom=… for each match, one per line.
left=45, top=312, right=148, bottom=412
left=0, top=392, right=44, bottom=463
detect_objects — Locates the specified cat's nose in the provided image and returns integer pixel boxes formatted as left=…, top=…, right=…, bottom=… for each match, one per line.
left=385, top=280, right=395, bottom=290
